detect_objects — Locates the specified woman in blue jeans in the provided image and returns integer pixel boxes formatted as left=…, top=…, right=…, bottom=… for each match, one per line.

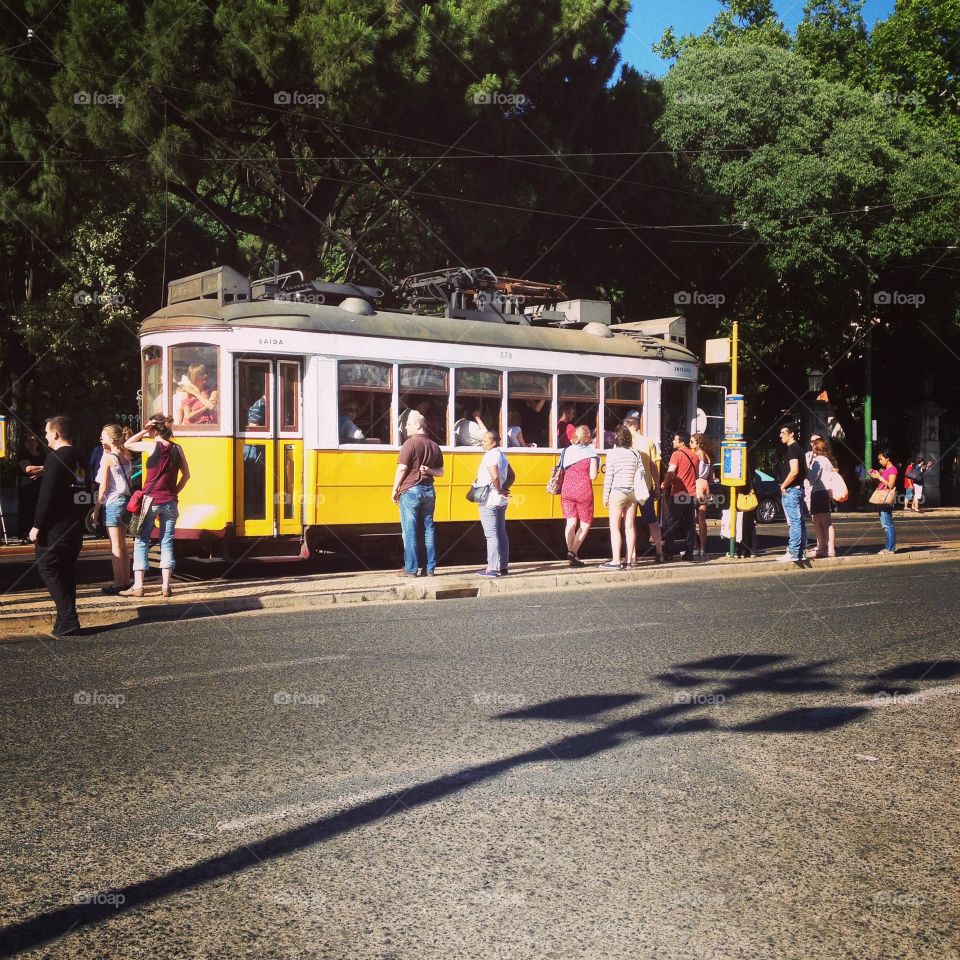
left=121, top=414, right=190, bottom=598
left=475, top=431, right=510, bottom=578
left=869, top=449, right=898, bottom=555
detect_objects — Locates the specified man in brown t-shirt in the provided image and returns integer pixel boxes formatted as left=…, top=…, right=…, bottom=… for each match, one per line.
left=391, top=411, right=444, bottom=577
left=660, top=432, right=699, bottom=561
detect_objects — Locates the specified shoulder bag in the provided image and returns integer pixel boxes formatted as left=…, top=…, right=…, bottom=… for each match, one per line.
left=127, top=443, right=174, bottom=536
left=632, top=451, right=649, bottom=503
left=869, top=482, right=897, bottom=507
left=545, top=449, right=566, bottom=496
left=738, top=489, right=759, bottom=512
left=827, top=468, right=849, bottom=503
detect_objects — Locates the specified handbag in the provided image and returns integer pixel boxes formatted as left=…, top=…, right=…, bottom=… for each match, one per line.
left=465, top=483, right=489, bottom=504
left=869, top=484, right=897, bottom=507
left=827, top=469, right=849, bottom=503
left=545, top=451, right=565, bottom=495
left=632, top=451, right=649, bottom=503
left=126, top=443, right=175, bottom=532
left=738, top=489, right=759, bottom=512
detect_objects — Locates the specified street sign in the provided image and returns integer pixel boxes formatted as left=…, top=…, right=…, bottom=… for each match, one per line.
left=724, top=394, right=744, bottom=438
left=704, top=338, right=731, bottom=364
left=720, top=440, right=747, bottom=486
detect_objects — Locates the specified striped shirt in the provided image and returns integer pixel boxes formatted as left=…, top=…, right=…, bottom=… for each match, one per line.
left=603, top=447, right=644, bottom=502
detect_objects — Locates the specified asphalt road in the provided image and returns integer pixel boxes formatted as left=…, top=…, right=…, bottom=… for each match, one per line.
left=1, top=561, right=958, bottom=959
left=1, top=511, right=959, bottom=592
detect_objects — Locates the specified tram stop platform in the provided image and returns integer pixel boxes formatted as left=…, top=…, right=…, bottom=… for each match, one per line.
left=3, top=533, right=960, bottom=641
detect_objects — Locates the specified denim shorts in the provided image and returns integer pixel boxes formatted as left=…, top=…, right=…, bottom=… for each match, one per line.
left=104, top=497, right=131, bottom=528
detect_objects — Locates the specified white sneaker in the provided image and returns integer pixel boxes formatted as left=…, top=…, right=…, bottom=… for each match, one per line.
left=777, top=553, right=796, bottom=563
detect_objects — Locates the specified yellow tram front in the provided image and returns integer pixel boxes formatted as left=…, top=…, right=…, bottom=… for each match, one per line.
left=138, top=266, right=700, bottom=558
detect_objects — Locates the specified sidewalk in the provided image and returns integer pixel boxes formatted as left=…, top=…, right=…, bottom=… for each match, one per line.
left=4, top=540, right=960, bottom=640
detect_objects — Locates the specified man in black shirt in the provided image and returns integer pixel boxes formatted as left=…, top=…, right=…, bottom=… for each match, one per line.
left=29, top=415, right=87, bottom=635
left=778, top=424, right=808, bottom=564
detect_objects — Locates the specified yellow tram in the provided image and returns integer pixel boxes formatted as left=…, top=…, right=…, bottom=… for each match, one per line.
left=138, top=265, right=701, bottom=557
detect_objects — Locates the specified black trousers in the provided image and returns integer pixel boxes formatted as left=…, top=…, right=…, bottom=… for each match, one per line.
left=36, top=520, right=84, bottom=629
left=663, top=497, right=697, bottom=557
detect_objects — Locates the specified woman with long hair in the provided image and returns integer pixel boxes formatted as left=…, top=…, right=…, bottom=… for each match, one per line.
left=93, top=424, right=133, bottom=593
left=690, top=433, right=715, bottom=557
left=16, top=431, right=44, bottom=542
left=175, top=362, right=218, bottom=425
left=601, top=424, right=649, bottom=569
left=806, top=437, right=837, bottom=558
left=121, top=414, right=190, bottom=598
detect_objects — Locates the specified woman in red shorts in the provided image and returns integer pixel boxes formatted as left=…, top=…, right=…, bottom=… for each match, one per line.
left=560, top=424, right=599, bottom=566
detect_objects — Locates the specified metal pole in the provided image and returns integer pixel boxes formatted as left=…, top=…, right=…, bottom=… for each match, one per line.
left=864, top=324, right=873, bottom=475
left=729, top=321, right=739, bottom=559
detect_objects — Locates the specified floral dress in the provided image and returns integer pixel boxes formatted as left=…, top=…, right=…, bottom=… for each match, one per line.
left=561, top=451, right=598, bottom=523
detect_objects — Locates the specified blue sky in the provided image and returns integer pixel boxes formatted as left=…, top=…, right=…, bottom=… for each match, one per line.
left=620, top=0, right=898, bottom=75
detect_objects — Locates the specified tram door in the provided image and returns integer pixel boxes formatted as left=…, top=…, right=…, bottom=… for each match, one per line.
left=235, top=358, right=303, bottom=538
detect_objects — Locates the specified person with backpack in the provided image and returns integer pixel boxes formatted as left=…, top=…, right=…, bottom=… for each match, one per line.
left=92, top=423, right=134, bottom=594
left=121, top=414, right=190, bottom=598
left=906, top=454, right=933, bottom=513
left=660, top=432, right=700, bottom=562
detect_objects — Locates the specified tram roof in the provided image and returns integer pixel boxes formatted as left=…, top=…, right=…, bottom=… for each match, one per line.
left=140, top=300, right=699, bottom=365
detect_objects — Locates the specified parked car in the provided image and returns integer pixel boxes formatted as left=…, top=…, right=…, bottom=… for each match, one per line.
left=705, top=469, right=782, bottom=523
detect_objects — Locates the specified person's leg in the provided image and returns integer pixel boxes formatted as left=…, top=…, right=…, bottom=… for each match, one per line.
left=127, top=506, right=157, bottom=591
left=683, top=500, right=697, bottom=557
left=479, top=505, right=499, bottom=572
left=624, top=501, right=638, bottom=564
left=782, top=487, right=804, bottom=560
left=423, top=488, right=437, bottom=574
left=158, top=503, right=178, bottom=593
left=398, top=489, right=419, bottom=574
left=36, top=535, right=68, bottom=629
left=62, top=525, right=83, bottom=626
left=107, top=525, right=124, bottom=586
left=496, top=505, right=509, bottom=573
left=572, top=518, right=591, bottom=554
left=697, top=504, right=707, bottom=553
left=608, top=499, right=624, bottom=561
left=913, top=485, right=923, bottom=512
left=564, top=517, right=578, bottom=555
left=661, top=500, right=678, bottom=557
left=812, top=514, right=828, bottom=554
left=826, top=517, right=836, bottom=556
left=879, top=509, right=896, bottom=551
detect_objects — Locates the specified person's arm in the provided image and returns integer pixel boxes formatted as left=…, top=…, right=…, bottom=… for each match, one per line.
left=29, top=454, right=59, bottom=539
left=660, top=458, right=677, bottom=496
left=473, top=410, right=487, bottom=432
left=780, top=458, right=800, bottom=492
left=602, top=453, right=614, bottom=505
left=93, top=455, right=111, bottom=519
left=19, top=458, right=44, bottom=477
left=391, top=464, right=407, bottom=503
left=174, top=448, right=190, bottom=494
left=589, top=456, right=599, bottom=482
left=485, top=455, right=502, bottom=493
left=420, top=451, right=444, bottom=479
left=125, top=430, right=153, bottom=453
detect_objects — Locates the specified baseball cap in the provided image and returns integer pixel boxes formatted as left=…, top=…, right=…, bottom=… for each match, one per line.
left=623, top=409, right=641, bottom=423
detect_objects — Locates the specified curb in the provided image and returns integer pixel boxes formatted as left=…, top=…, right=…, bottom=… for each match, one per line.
left=3, top=545, right=959, bottom=640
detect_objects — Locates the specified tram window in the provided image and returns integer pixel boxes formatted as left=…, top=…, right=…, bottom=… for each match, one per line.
left=142, top=346, right=164, bottom=420
left=507, top=372, right=551, bottom=448
left=170, top=344, right=220, bottom=429
left=604, top=377, right=645, bottom=448
left=279, top=362, right=300, bottom=433
left=660, top=379, right=688, bottom=458
left=399, top=365, right=449, bottom=445
left=558, top=374, right=599, bottom=448
left=339, top=361, right=391, bottom=444
left=454, top=368, right=501, bottom=446
left=238, top=361, right=270, bottom=432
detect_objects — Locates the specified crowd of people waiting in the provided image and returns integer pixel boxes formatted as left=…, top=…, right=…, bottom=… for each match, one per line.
left=16, top=404, right=936, bottom=633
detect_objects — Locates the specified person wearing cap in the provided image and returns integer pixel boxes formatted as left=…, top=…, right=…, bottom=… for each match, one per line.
left=622, top=409, right=665, bottom=562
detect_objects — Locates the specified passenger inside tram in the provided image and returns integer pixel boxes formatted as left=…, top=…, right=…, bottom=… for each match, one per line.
left=454, top=404, right=490, bottom=446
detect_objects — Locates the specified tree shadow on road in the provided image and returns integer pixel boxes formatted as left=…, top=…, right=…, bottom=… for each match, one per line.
left=0, top=653, right=945, bottom=956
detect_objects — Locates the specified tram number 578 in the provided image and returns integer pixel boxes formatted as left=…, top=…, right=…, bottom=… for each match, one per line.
left=499, top=351, right=513, bottom=360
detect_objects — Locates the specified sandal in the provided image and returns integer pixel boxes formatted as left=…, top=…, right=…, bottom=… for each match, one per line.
left=161, top=586, right=173, bottom=599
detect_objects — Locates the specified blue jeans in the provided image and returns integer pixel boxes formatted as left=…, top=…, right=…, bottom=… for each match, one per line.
left=781, top=486, right=806, bottom=560
left=878, top=508, right=896, bottom=552
left=398, top=483, right=437, bottom=574
left=133, top=501, right=179, bottom=571
left=479, top=502, right=509, bottom=573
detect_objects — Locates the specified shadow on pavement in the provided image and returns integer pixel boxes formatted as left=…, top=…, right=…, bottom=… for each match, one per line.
left=0, top=652, right=948, bottom=956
